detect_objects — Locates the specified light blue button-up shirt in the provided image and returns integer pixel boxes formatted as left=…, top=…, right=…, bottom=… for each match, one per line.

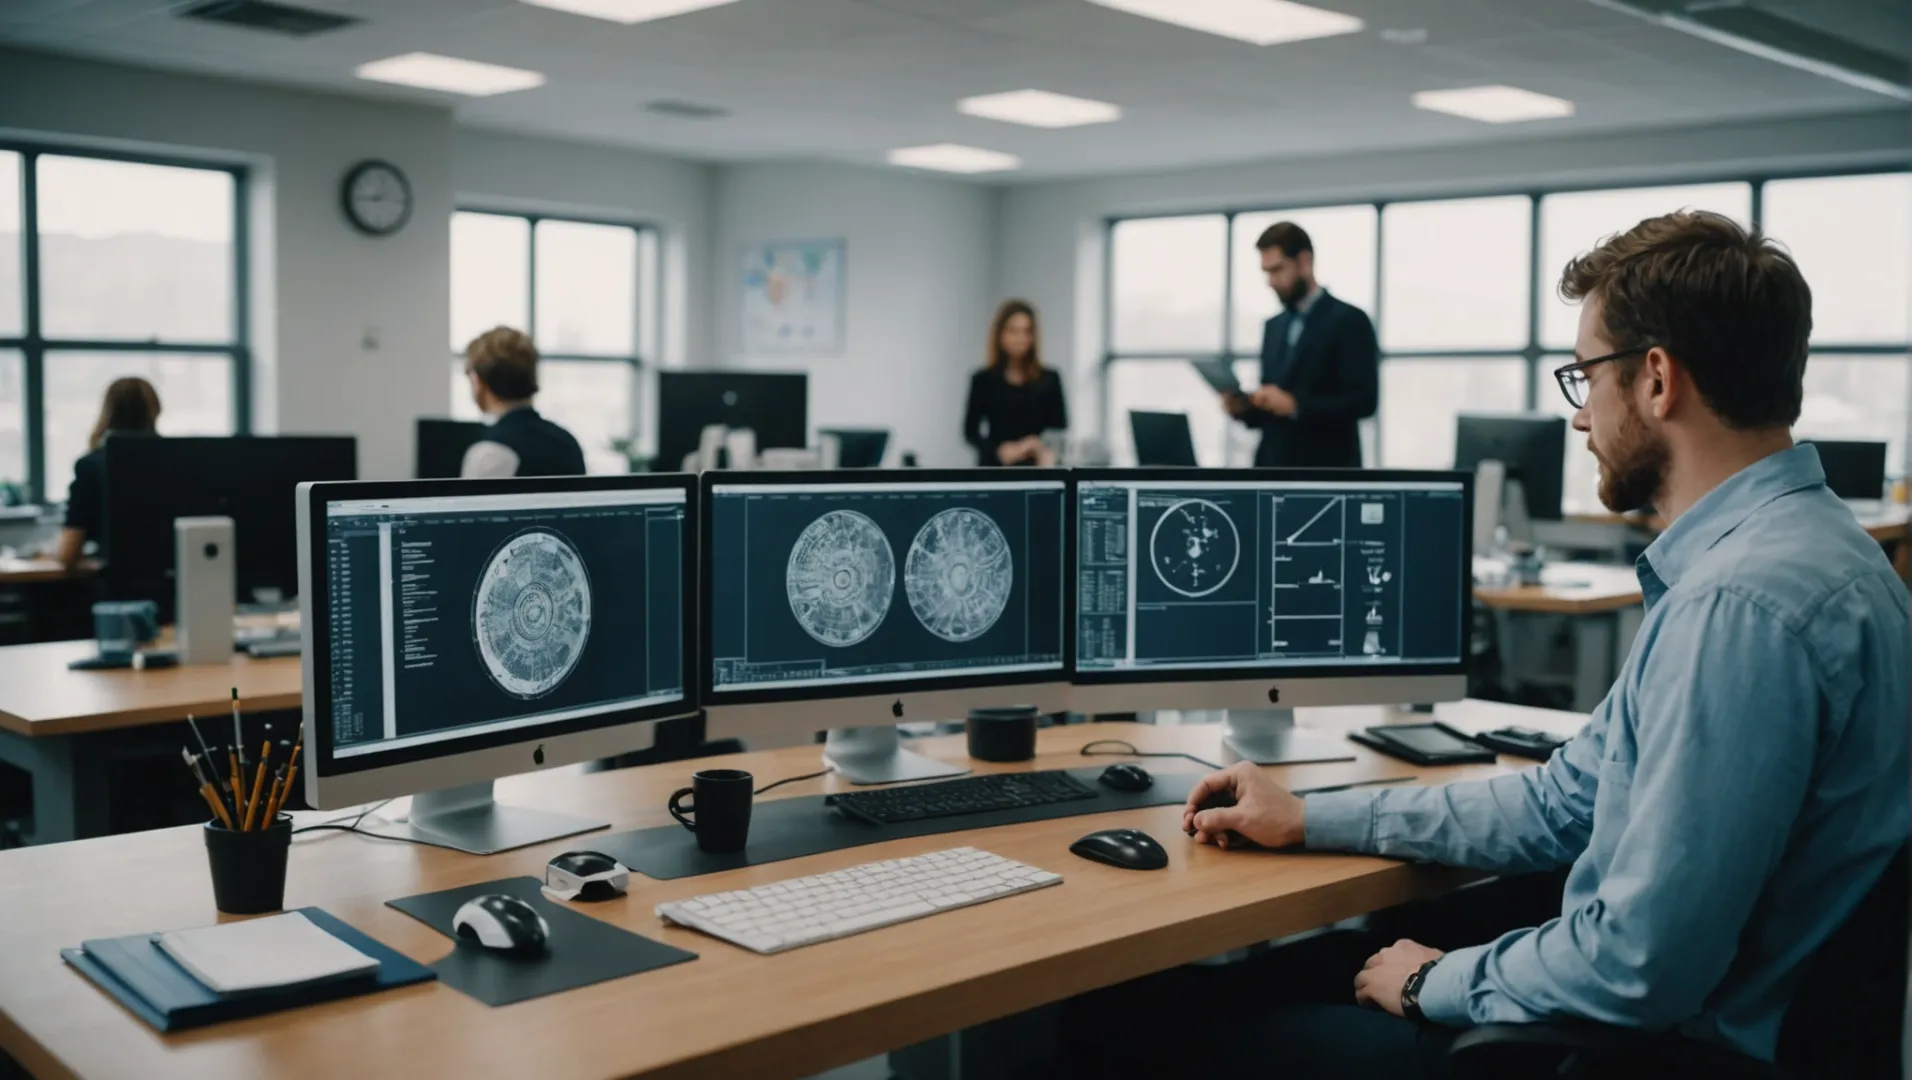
left=1306, top=444, right=1909, bottom=1059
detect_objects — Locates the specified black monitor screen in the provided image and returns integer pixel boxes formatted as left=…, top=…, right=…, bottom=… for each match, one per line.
left=1453, top=414, right=1565, bottom=521
left=415, top=418, right=487, bottom=479
left=707, top=478, right=1066, bottom=695
left=657, top=371, right=808, bottom=473
left=1076, top=476, right=1468, bottom=675
left=320, top=487, right=686, bottom=759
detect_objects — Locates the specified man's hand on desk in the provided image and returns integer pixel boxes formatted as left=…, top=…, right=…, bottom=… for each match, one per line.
left=1182, top=761, right=1306, bottom=850
left=1354, top=939, right=1445, bottom=1018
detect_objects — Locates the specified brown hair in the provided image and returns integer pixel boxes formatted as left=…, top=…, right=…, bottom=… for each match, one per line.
left=986, top=299, right=1044, bottom=376
left=1559, top=210, right=1811, bottom=431
left=464, top=326, right=540, bottom=402
left=88, top=377, right=161, bottom=451
left=1255, top=221, right=1313, bottom=258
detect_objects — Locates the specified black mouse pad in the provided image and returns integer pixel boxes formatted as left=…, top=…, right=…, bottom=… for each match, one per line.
left=386, top=876, right=696, bottom=1007
left=595, top=767, right=1199, bottom=881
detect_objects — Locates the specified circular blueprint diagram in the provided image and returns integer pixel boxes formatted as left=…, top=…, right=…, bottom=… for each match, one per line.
left=1150, top=499, right=1240, bottom=598
left=787, top=510, right=895, bottom=647
left=473, top=529, right=592, bottom=699
left=905, top=508, right=1013, bottom=643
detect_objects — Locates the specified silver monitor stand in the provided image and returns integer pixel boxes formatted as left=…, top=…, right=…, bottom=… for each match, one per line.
left=1222, top=709, right=1356, bottom=766
left=385, top=781, right=607, bottom=855
left=824, top=725, right=969, bottom=785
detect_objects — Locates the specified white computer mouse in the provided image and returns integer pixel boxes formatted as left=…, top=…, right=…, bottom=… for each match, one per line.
left=451, top=894, right=551, bottom=957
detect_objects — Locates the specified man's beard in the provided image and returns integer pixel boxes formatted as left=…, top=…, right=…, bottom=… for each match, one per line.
left=1277, top=279, right=1309, bottom=312
left=1594, top=397, right=1670, bottom=512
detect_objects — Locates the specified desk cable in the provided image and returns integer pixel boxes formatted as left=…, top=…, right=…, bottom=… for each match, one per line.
left=1079, top=739, right=1223, bottom=772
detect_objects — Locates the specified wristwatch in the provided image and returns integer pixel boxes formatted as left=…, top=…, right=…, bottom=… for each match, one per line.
left=1399, top=958, right=1441, bottom=1023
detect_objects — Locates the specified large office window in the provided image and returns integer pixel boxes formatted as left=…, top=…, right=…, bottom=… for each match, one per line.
left=0, top=147, right=246, bottom=502
left=1104, top=170, right=1912, bottom=510
left=448, top=210, right=656, bottom=475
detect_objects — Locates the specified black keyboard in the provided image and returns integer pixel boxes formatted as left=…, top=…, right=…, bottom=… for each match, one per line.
left=827, top=770, right=1100, bottom=825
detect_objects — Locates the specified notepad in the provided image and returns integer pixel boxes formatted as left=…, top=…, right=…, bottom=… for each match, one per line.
left=156, top=911, right=379, bottom=995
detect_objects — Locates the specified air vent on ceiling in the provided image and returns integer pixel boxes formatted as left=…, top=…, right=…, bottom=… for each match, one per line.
left=177, top=0, right=361, bottom=37
left=644, top=99, right=731, bottom=121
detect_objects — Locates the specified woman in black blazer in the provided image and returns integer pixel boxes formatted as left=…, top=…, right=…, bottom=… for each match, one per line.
left=963, top=299, right=1068, bottom=467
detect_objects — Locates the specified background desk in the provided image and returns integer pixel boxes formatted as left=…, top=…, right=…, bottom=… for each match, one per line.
left=0, top=702, right=1584, bottom=1080
left=0, top=558, right=95, bottom=645
left=1569, top=502, right=1911, bottom=578
left=0, top=638, right=300, bottom=843
left=1474, top=561, right=1643, bottom=712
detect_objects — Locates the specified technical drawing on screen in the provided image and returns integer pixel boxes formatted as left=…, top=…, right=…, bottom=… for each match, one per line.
left=1074, top=474, right=1470, bottom=716
left=703, top=474, right=1069, bottom=782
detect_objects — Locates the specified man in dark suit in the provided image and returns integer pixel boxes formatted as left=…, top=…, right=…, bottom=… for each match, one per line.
left=1224, top=221, right=1378, bottom=468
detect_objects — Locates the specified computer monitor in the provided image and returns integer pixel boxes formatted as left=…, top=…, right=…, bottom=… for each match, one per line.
left=1072, top=468, right=1472, bottom=763
left=819, top=428, right=890, bottom=469
left=1805, top=440, right=1887, bottom=501
left=297, top=474, right=697, bottom=853
left=415, top=418, right=487, bottom=479
left=700, top=469, right=1070, bottom=783
left=103, top=435, right=357, bottom=614
left=1453, top=414, right=1565, bottom=522
left=658, top=370, right=809, bottom=473
left=1129, top=410, right=1199, bottom=467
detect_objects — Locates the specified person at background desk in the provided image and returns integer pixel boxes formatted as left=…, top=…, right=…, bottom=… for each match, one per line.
left=52, top=376, right=159, bottom=569
left=460, top=326, right=587, bottom=478
left=1223, top=221, right=1377, bottom=467
left=964, top=299, right=1067, bottom=467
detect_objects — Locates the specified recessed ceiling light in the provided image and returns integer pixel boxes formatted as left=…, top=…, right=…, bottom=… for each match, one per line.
left=1085, top=0, right=1362, bottom=47
left=887, top=144, right=1022, bottom=174
left=958, top=89, right=1122, bottom=129
left=517, top=0, right=739, bottom=25
left=1412, top=85, right=1575, bottom=123
left=355, top=52, right=545, bottom=96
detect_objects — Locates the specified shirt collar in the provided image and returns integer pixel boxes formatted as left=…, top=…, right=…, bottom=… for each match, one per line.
left=1638, top=443, right=1827, bottom=597
left=1293, top=286, right=1325, bottom=317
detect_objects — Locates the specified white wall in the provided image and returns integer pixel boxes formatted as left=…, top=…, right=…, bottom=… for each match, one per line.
left=713, top=162, right=996, bottom=468
left=996, top=108, right=1912, bottom=443
left=0, top=49, right=717, bottom=481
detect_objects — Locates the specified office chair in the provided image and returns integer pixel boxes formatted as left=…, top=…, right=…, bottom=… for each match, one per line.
left=1447, top=844, right=1908, bottom=1080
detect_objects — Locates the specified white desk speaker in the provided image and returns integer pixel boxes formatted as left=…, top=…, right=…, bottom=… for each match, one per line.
left=175, top=515, right=234, bottom=666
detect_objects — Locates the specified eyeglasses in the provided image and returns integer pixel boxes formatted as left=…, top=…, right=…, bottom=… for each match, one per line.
left=1553, top=347, right=1652, bottom=409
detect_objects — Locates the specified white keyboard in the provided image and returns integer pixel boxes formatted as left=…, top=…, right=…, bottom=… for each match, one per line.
left=655, top=847, right=1063, bottom=954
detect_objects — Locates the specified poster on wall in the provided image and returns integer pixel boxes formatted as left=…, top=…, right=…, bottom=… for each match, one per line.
left=741, top=239, right=845, bottom=355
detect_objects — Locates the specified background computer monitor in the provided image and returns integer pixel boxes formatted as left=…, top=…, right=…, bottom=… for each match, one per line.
left=415, top=418, right=488, bottom=479
left=1804, top=439, right=1888, bottom=501
left=657, top=370, right=809, bottom=473
left=103, top=435, right=357, bottom=614
left=1129, top=410, right=1199, bottom=467
left=700, top=469, right=1071, bottom=782
left=1453, top=414, right=1566, bottom=521
left=819, top=427, right=890, bottom=469
left=297, top=474, right=698, bottom=853
left=1071, top=468, right=1471, bottom=759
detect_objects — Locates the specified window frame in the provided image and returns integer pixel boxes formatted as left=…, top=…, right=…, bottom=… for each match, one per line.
left=0, top=140, right=251, bottom=503
left=1102, top=165, right=1911, bottom=468
left=449, top=207, right=660, bottom=459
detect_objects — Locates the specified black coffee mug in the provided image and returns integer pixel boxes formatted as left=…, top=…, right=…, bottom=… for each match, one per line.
left=669, top=768, right=754, bottom=854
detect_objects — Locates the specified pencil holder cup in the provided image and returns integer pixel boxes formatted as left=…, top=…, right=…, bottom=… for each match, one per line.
left=203, top=815, right=292, bottom=915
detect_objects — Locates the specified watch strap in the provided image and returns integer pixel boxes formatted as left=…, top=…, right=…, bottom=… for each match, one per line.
left=1400, top=958, right=1441, bottom=1023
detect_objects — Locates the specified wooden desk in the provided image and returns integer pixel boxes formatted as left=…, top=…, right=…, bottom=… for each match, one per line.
left=0, top=639, right=301, bottom=843
left=0, top=703, right=1584, bottom=1080
left=1473, top=560, right=1643, bottom=713
left=0, top=557, right=88, bottom=586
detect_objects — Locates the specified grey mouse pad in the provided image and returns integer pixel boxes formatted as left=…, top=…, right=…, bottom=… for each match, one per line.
left=594, top=767, right=1199, bottom=882
left=386, top=876, right=696, bottom=1007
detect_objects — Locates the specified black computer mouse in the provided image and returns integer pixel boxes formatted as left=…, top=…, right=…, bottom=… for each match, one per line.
left=1097, top=763, right=1154, bottom=792
left=452, top=894, right=551, bottom=957
left=1185, top=790, right=1250, bottom=847
left=1070, top=828, right=1168, bottom=871
left=544, top=850, right=630, bottom=902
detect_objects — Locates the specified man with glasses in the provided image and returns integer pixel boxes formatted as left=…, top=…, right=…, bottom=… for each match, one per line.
left=1056, top=212, right=1908, bottom=1077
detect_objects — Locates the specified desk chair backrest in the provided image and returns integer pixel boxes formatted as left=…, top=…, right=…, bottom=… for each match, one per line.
left=1777, top=843, right=1908, bottom=1078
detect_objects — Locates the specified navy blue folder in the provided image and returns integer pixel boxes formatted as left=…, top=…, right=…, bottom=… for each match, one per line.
left=62, top=907, right=435, bottom=1033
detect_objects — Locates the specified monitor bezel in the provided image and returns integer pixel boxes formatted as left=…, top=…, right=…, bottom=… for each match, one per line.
left=300, top=473, right=700, bottom=802
left=1068, top=466, right=1474, bottom=687
left=697, top=467, right=1075, bottom=709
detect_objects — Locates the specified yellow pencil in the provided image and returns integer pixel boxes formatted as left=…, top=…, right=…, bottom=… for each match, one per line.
left=243, top=741, right=271, bottom=830
left=199, top=783, right=235, bottom=829
left=266, top=740, right=303, bottom=821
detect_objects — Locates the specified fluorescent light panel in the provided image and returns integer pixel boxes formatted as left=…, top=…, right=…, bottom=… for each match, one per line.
left=1086, top=0, right=1362, bottom=47
left=355, top=52, right=545, bottom=96
left=517, top=0, right=740, bottom=25
left=887, top=144, right=1021, bottom=174
left=958, top=89, right=1122, bottom=129
left=1412, top=84, right=1575, bottom=123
